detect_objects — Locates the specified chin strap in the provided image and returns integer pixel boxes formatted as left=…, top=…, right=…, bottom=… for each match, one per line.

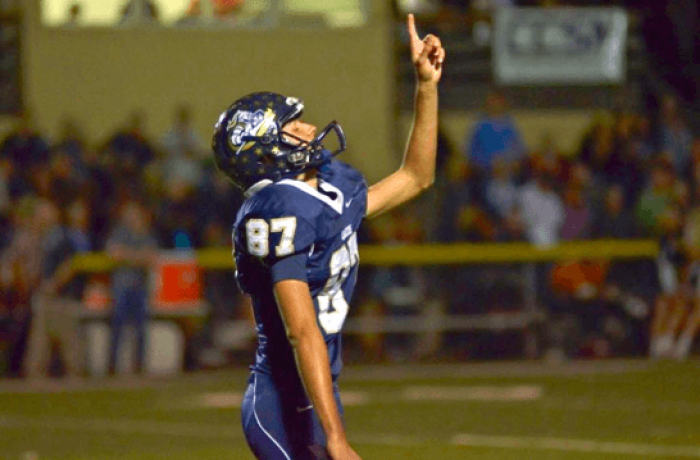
left=315, top=149, right=334, bottom=174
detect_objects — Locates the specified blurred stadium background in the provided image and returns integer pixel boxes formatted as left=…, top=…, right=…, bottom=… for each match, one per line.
left=1, top=0, right=700, bottom=458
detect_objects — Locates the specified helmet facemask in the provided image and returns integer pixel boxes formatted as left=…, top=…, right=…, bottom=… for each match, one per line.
left=279, top=120, right=347, bottom=171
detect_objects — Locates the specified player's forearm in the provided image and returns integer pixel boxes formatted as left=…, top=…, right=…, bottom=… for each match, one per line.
left=291, top=329, right=347, bottom=441
left=365, top=82, right=438, bottom=218
left=274, top=280, right=347, bottom=441
left=401, top=81, right=438, bottom=190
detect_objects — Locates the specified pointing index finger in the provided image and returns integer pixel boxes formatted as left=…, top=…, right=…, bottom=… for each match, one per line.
left=407, top=14, right=419, bottom=42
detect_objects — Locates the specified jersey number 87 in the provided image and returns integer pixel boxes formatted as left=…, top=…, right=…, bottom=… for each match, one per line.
left=246, top=217, right=297, bottom=257
left=245, top=219, right=359, bottom=334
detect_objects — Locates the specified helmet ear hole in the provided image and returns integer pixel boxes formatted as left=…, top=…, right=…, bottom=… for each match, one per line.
left=288, top=150, right=306, bottom=167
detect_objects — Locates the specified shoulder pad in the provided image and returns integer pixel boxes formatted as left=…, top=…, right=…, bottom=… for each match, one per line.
left=247, top=181, right=327, bottom=220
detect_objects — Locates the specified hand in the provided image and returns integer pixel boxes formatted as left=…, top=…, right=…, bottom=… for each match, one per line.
left=407, top=14, right=445, bottom=85
left=327, top=436, right=362, bottom=460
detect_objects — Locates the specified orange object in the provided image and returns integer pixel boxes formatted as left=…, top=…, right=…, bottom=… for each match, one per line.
left=83, top=278, right=111, bottom=311
left=550, top=260, right=608, bottom=295
left=186, top=0, right=244, bottom=16
left=151, top=252, right=203, bottom=310
left=214, top=0, right=245, bottom=14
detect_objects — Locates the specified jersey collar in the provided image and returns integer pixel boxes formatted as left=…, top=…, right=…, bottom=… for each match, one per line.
left=246, top=177, right=344, bottom=215
left=245, top=179, right=273, bottom=198
left=278, top=179, right=344, bottom=214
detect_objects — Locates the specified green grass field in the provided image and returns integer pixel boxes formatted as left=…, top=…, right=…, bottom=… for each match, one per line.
left=1, top=360, right=700, bottom=460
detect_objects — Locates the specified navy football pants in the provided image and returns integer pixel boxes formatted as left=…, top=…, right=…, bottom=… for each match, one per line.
left=241, top=372, right=344, bottom=460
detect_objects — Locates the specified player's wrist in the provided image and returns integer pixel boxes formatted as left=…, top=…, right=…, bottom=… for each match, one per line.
left=326, top=430, right=348, bottom=445
left=416, top=80, right=438, bottom=92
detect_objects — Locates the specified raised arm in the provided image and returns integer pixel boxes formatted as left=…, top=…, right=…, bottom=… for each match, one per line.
left=365, top=14, right=445, bottom=218
left=274, top=279, right=362, bottom=460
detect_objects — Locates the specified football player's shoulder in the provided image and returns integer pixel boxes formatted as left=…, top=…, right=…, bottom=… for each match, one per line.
left=329, top=160, right=366, bottom=186
left=246, top=181, right=323, bottom=223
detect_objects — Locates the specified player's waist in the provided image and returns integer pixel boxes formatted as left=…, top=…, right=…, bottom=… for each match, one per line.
left=252, top=349, right=341, bottom=381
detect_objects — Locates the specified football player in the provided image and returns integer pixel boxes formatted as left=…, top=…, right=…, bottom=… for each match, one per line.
left=651, top=205, right=700, bottom=360
left=212, top=15, right=444, bottom=460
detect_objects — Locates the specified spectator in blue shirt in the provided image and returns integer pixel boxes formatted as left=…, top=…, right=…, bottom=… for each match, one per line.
left=464, top=90, right=525, bottom=174
left=105, top=200, right=158, bottom=375
left=485, top=157, right=518, bottom=220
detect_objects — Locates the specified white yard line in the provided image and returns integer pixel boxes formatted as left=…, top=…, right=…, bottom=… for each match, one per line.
left=452, top=433, right=700, bottom=457
left=163, top=390, right=370, bottom=410
left=0, top=360, right=657, bottom=394
left=402, top=385, right=543, bottom=401
left=159, top=385, right=700, bottom=418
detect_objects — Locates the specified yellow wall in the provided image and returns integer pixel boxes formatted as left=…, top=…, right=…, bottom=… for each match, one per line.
left=23, top=0, right=395, bottom=183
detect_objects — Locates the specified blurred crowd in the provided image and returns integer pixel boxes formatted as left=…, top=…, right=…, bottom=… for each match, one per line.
left=0, top=105, right=241, bottom=253
left=1, top=89, right=699, bottom=376
left=3, top=0, right=700, bottom=377
left=0, top=105, right=245, bottom=378
left=434, top=91, right=699, bottom=246
left=353, top=89, right=700, bottom=363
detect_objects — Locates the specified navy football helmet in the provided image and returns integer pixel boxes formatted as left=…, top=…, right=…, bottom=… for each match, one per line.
left=212, top=91, right=346, bottom=191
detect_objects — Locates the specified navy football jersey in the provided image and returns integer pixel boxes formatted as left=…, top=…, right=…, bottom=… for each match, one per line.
left=233, top=160, right=367, bottom=402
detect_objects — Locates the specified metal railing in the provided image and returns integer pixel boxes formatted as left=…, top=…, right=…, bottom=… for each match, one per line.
left=71, top=239, right=658, bottom=338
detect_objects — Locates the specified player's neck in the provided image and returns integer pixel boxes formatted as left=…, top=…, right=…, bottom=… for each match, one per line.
left=297, top=170, right=319, bottom=189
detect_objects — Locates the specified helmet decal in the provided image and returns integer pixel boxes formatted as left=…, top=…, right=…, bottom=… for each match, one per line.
left=228, top=108, right=277, bottom=152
